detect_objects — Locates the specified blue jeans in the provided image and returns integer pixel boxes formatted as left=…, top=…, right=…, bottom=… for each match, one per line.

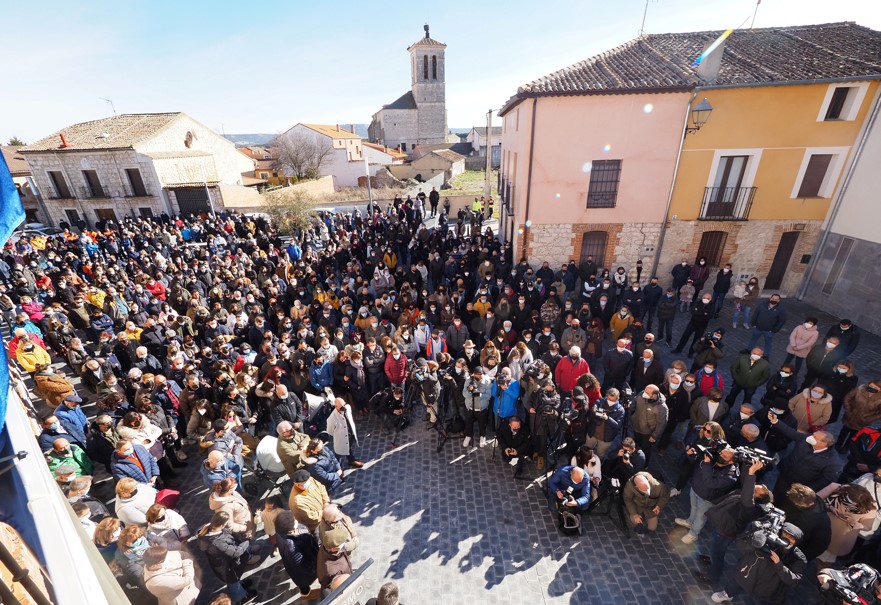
left=711, top=292, right=726, bottom=316
left=687, top=488, right=713, bottom=537
left=747, top=328, right=773, bottom=353
left=708, top=525, right=734, bottom=582
left=732, top=305, right=752, bottom=327
left=226, top=580, right=248, bottom=602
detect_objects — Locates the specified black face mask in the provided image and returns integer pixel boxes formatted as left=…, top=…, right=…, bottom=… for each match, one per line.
left=868, top=386, right=880, bottom=394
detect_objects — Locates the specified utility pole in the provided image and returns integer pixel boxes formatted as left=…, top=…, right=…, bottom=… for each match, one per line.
left=364, top=153, right=374, bottom=215
left=483, top=108, right=493, bottom=213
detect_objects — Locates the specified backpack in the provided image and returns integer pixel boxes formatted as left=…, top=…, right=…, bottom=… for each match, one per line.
left=556, top=501, right=583, bottom=536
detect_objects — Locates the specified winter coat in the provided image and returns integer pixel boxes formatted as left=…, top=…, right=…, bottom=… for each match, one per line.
left=54, top=403, right=89, bottom=445
left=751, top=302, right=787, bottom=333
left=732, top=538, right=806, bottom=604
left=309, top=361, right=333, bottom=390
left=786, top=324, right=819, bottom=358
left=631, top=358, right=665, bottom=392
left=656, top=296, right=677, bottom=320
left=730, top=355, right=771, bottom=389
left=110, top=444, right=160, bottom=483
left=705, top=473, right=773, bottom=538
left=762, top=373, right=798, bottom=405
left=34, top=372, right=76, bottom=407
left=843, top=386, right=881, bottom=431
left=688, top=264, right=710, bottom=289
left=548, top=465, right=591, bottom=507
left=146, top=509, right=191, bottom=551
left=825, top=324, right=861, bottom=357
left=277, top=528, right=319, bottom=591
left=789, top=389, right=833, bottom=432
left=46, top=443, right=93, bottom=476
left=201, top=457, right=240, bottom=489
left=144, top=550, right=199, bottom=605
left=690, top=396, right=730, bottom=427
left=712, top=269, right=733, bottom=294
left=208, top=491, right=255, bottom=538
left=804, top=344, right=846, bottom=379
left=491, top=379, right=521, bottom=419
left=608, top=313, right=634, bottom=341
left=289, top=481, right=330, bottom=532
left=588, top=398, right=625, bottom=442
left=630, top=392, right=668, bottom=440
left=692, top=460, right=739, bottom=502
left=554, top=356, right=590, bottom=393
left=326, top=407, right=358, bottom=457
left=775, top=421, right=843, bottom=493
left=463, top=375, right=493, bottom=411
left=384, top=353, right=408, bottom=385
left=199, top=529, right=249, bottom=584
left=623, top=471, right=670, bottom=518
left=115, top=483, right=158, bottom=526
left=303, top=448, right=342, bottom=494
left=16, top=345, right=51, bottom=373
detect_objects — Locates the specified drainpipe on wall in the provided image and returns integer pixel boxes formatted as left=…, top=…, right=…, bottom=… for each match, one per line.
left=796, top=85, right=881, bottom=300
left=650, top=90, right=699, bottom=278
left=521, top=98, right=538, bottom=260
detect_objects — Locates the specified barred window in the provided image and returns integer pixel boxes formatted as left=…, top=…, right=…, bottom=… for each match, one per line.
left=586, top=160, right=622, bottom=208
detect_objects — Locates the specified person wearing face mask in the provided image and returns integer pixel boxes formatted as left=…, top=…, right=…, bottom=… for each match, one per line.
left=694, top=361, right=725, bottom=397
left=554, top=345, right=590, bottom=396
left=326, top=397, right=364, bottom=469
left=671, top=258, right=692, bottom=294
left=801, top=337, right=846, bottom=392
left=609, top=305, right=634, bottom=342
left=632, top=349, right=664, bottom=393
left=756, top=399, right=799, bottom=454
left=789, top=385, right=833, bottom=434
left=46, top=436, right=93, bottom=477
left=690, top=388, right=729, bottom=437
left=688, top=257, right=711, bottom=291
left=746, top=294, right=787, bottom=354
left=673, top=293, right=714, bottom=356
left=783, top=317, right=819, bottom=377
left=602, top=339, right=634, bottom=392
left=143, top=544, right=200, bottom=605
left=838, top=381, right=881, bottom=452
left=726, top=347, right=771, bottom=412
left=561, top=318, right=588, bottom=354
left=761, top=364, right=798, bottom=407
left=709, top=263, right=734, bottom=319
left=824, top=318, right=861, bottom=358
left=630, top=385, right=668, bottom=466
left=691, top=329, right=726, bottom=374
left=111, top=438, right=161, bottom=485
left=622, top=282, right=644, bottom=319
left=768, top=412, right=842, bottom=502
left=658, top=374, right=692, bottom=454
left=825, top=360, right=858, bottom=425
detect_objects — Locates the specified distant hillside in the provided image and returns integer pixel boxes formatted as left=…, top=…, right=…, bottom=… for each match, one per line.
left=224, top=134, right=277, bottom=147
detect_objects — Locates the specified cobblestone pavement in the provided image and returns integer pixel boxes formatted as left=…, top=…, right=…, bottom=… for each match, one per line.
left=40, top=296, right=881, bottom=605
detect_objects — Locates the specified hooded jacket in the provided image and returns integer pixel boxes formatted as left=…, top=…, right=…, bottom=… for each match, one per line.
left=630, top=392, right=668, bottom=440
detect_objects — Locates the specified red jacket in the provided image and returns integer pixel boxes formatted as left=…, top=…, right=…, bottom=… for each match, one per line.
left=425, top=336, right=448, bottom=360
left=554, top=356, right=590, bottom=393
left=384, top=353, right=408, bottom=385
left=145, top=280, right=167, bottom=301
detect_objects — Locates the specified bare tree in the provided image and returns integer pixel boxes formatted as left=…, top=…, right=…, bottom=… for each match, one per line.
left=271, top=132, right=334, bottom=181
left=261, top=187, right=317, bottom=235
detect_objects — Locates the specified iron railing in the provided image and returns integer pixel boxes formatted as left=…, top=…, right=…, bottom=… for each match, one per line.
left=699, top=186, right=757, bottom=220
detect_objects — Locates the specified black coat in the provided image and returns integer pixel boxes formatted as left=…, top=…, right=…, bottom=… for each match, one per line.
left=733, top=538, right=806, bottom=604
left=778, top=496, right=832, bottom=561
left=277, top=530, right=319, bottom=591
left=631, top=358, right=665, bottom=392
left=712, top=269, right=733, bottom=294
left=705, top=472, right=771, bottom=538
left=270, top=394, right=302, bottom=427
left=497, top=420, right=533, bottom=457
left=824, top=324, right=860, bottom=357
left=775, top=421, right=842, bottom=493
left=199, top=530, right=249, bottom=583
left=656, top=296, right=678, bottom=320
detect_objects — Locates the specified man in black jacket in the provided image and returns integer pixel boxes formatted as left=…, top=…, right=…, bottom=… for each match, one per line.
left=656, top=288, right=678, bottom=346
left=671, top=258, right=691, bottom=295
left=824, top=318, right=860, bottom=358
left=673, top=293, right=714, bottom=356
left=747, top=294, right=787, bottom=354
left=641, top=277, right=663, bottom=332
left=711, top=523, right=806, bottom=604
left=711, top=264, right=734, bottom=319
left=602, top=339, right=634, bottom=391
left=777, top=483, right=832, bottom=562
left=768, top=413, right=841, bottom=502
left=497, top=416, right=533, bottom=478
left=694, top=459, right=771, bottom=585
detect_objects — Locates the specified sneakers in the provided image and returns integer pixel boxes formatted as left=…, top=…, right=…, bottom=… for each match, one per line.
left=479, top=436, right=487, bottom=448
left=743, top=323, right=750, bottom=329
left=674, top=517, right=691, bottom=528
left=681, top=532, right=698, bottom=544
left=509, top=457, right=519, bottom=467
left=463, top=436, right=472, bottom=447
left=670, top=488, right=681, bottom=497
left=711, top=591, right=733, bottom=603
left=732, top=322, right=737, bottom=329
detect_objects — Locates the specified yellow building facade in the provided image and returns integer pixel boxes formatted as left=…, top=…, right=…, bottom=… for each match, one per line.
left=658, top=80, right=880, bottom=295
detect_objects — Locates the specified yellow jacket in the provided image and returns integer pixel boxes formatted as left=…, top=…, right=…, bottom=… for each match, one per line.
left=609, top=313, right=634, bottom=341
left=17, top=345, right=51, bottom=373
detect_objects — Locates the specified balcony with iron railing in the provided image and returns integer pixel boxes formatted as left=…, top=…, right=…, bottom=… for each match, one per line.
left=699, top=186, right=757, bottom=221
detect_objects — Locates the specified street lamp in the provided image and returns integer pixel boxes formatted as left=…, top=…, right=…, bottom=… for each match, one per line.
left=686, top=98, right=713, bottom=134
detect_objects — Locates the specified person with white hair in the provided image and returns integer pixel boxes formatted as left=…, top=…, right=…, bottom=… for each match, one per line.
left=133, top=345, right=163, bottom=375
left=623, top=471, right=670, bottom=535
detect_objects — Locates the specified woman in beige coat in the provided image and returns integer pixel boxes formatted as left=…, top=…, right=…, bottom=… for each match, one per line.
left=789, top=386, right=833, bottom=433
left=143, top=546, right=200, bottom=605
left=816, top=483, right=877, bottom=562
left=207, top=477, right=255, bottom=540
left=783, top=317, right=819, bottom=376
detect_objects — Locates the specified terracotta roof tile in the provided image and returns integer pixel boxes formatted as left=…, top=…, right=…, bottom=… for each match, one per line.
left=21, top=113, right=182, bottom=152
left=501, top=22, right=881, bottom=114
left=1, top=146, right=30, bottom=176
left=300, top=124, right=361, bottom=139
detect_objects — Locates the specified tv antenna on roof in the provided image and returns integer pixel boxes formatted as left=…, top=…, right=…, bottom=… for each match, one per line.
left=639, top=0, right=657, bottom=37
left=100, top=97, right=116, bottom=116
left=750, top=0, right=761, bottom=29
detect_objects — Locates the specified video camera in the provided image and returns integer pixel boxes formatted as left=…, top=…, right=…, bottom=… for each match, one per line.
left=747, top=508, right=790, bottom=555
left=691, top=438, right=729, bottom=464
left=733, top=446, right=775, bottom=467
left=619, top=387, right=634, bottom=409
left=703, top=330, right=721, bottom=343
left=818, top=564, right=880, bottom=605
left=524, top=360, right=549, bottom=382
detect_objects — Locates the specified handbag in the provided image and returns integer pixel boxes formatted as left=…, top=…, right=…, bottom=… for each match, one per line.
left=155, top=488, right=181, bottom=509
left=805, top=398, right=826, bottom=433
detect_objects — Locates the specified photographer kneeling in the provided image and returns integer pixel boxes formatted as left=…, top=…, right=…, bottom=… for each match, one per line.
left=548, top=465, right=592, bottom=516
left=711, top=521, right=806, bottom=604
left=373, top=386, right=407, bottom=432
left=623, top=471, right=670, bottom=538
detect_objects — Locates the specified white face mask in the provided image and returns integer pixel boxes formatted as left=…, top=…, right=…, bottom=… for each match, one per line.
left=739, top=412, right=751, bottom=421
left=810, top=390, right=824, bottom=399
left=750, top=354, right=760, bottom=361
left=806, top=435, right=818, bottom=446
left=780, top=371, right=791, bottom=378
left=616, top=346, right=626, bottom=353
left=804, top=323, right=814, bottom=329
left=197, top=408, right=206, bottom=416
left=669, top=382, right=680, bottom=390
left=825, top=342, right=836, bottom=349
left=704, top=367, right=714, bottom=374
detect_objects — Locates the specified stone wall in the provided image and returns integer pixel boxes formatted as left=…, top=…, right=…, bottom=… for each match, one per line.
left=657, top=219, right=822, bottom=294
left=803, top=232, right=881, bottom=336
left=523, top=222, right=662, bottom=269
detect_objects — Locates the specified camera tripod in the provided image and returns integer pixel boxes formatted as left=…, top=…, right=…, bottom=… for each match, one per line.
left=391, top=380, right=421, bottom=448
left=587, top=477, right=628, bottom=532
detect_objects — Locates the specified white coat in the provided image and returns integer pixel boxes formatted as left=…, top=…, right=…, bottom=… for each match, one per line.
left=326, top=406, right=358, bottom=457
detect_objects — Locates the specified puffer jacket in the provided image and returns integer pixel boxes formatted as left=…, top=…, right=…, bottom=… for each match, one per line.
left=785, top=323, right=819, bottom=358
left=630, top=392, right=669, bottom=440
left=207, top=491, right=255, bottom=538
left=843, top=385, right=881, bottom=431
left=199, top=529, right=249, bottom=583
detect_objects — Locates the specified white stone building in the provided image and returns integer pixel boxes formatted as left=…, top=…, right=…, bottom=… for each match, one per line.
left=19, top=113, right=255, bottom=226
left=276, top=123, right=379, bottom=189
left=466, top=126, right=502, bottom=166
left=368, top=25, right=448, bottom=154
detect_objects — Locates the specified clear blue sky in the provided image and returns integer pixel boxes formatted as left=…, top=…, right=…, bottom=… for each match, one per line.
left=3, top=0, right=880, bottom=144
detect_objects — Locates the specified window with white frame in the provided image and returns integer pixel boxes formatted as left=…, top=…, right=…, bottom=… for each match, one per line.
left=791, top=147, right=849, bottom=199
left=817, top=82, right=869, bottom=122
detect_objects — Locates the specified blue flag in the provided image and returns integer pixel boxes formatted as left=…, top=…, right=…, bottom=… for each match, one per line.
left=0, top=151, right=25, bottom=438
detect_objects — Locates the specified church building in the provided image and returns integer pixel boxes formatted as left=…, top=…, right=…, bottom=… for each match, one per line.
left=368, top=25, right=447, bottom=154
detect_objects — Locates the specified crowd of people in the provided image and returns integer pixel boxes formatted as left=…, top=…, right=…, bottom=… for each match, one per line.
left=4, top=196, right=881, bottom=605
